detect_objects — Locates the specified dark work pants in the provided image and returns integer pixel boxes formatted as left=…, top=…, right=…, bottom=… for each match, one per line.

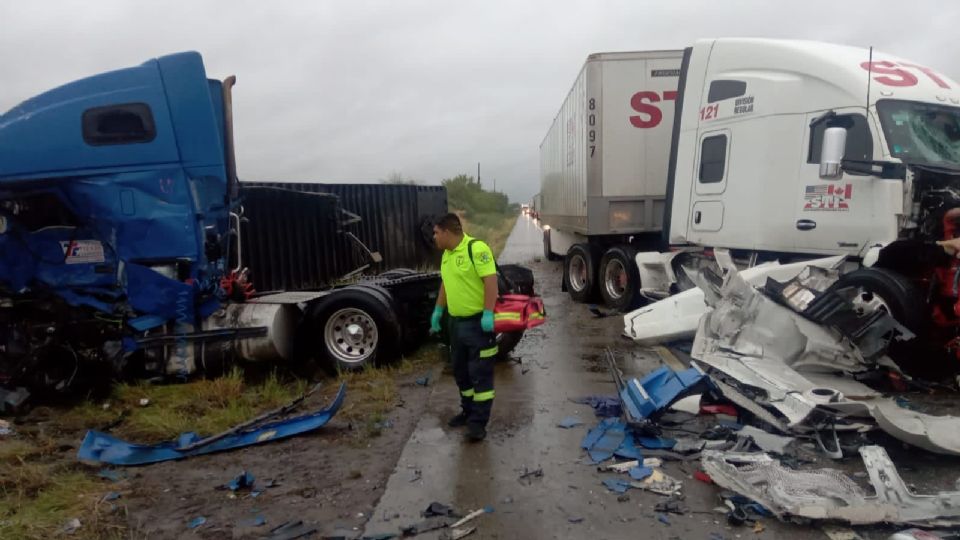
left=449, top=316, right=498, bottom=427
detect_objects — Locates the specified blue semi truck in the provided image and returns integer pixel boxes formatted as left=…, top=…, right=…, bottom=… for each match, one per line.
left=0, top=52, right=527, bottom=398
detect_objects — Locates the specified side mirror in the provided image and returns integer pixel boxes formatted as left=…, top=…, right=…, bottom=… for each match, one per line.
left=819, top=126, right=847, bottom=180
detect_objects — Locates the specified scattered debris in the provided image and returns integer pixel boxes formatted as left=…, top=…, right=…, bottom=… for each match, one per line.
left=415, top=374, right=431, bottom=386
left=602, top=478, right=632, bottom=494
left=101, top=491, right=121, bottom=502
left=608, top=348, right=708, bottom=424
left=266, top=520, right=318, bottom=539
left=822, top=524, right=866, bottom=540
left=0, top=418, right=11, bottom=436
left=97, top=468, right=126, bottom=482
left=518, top=466, right=544, bottom=484
left=447, top=526, right=476, bottom=540
left=570, top=395, right=622, bottom=418
left=702, top=446, right=960, bottom=526
left=221, top=470, right=256, bottom=491
left=693, top=470, right=713, bottom=484
left=656, top=513, right=671, bottom=525
left=138, top=398, right=150, bottom=407
left=628, top=466, right=653, bottom=481
left=888, top=529, right=946, bottom=539
left=187, top=516, right=207, bottom=529
left=449, top=507, right=493, bottom=529
left=0, top=385, right=29, bottom=413
left=61, top=517, right=82, bottom=534
left=77, top=383, right=345, bottom=465
left=567, top=516, right=584, bottom=524
left=238, top=515, right=267, bottom=527
left=655, top=496, right=687, bottom=515
left=423, top=502, right=459, bottom=518
left=400, top=517, right=450, bottom=537
left=557, top=416, right=584, bottom=429
left=634, top=468, right=682, bottom=496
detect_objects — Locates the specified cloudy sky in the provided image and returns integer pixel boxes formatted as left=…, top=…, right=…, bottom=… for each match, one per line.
left=2, top=1, right=959, bottom=203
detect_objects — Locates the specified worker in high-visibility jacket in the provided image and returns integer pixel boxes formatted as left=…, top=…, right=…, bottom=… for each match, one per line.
left=430, top=213, right=498, bottom=441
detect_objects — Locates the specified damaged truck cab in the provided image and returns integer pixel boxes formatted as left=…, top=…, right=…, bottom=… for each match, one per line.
left=663, top=39, right=960, bottom=361
left=0, top=52, right=451, bottom=395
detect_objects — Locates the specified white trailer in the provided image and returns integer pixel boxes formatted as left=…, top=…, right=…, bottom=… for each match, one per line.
left=539, top=50, right=683, bottom=309
left=543, top=39, right=960, bottom=368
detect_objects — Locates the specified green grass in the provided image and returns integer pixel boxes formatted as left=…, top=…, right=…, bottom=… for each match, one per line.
left=0, top=346, right=444, bottom=539
left=0, top=448, right=126, bottom=540
left=456, top=210, right=518, bottom=257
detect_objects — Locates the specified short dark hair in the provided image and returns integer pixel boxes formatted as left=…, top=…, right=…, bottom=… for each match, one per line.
left=435, top=213, right=463, bottom=234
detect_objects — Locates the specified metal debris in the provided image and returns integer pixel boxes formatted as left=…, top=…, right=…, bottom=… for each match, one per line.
left=702, top=446, right=960, bottom=526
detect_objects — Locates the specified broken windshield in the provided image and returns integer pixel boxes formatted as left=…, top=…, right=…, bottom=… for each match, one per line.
left=876, top=99, right=960, bottom=167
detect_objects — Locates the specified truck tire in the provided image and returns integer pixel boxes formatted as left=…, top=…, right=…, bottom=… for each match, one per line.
left=308, top=289, right=400, bottom=372
left=564, top=243, right=598, bottom=302
left=543, top=229, right=560, bottom=261
left=836, top=267, right=928, bottom=369
left=598, top=245, right=640, bottom=312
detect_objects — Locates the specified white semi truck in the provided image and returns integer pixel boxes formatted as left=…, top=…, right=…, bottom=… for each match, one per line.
left=540, top=38, right=960, bottom=363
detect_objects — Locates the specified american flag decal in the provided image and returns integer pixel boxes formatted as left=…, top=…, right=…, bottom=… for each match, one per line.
left=804, top=183, right=853, bottom=211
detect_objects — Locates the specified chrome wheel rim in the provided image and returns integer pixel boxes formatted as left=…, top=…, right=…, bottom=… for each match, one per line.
left=569, top=254, right=588, bottom=291
left=604, top=259, right=627, bottom=300
left=324, top=308, right=378, bottom=365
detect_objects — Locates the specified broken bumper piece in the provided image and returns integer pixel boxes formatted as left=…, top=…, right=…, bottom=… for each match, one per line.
left=702, top=445, right=960, bottom=527
left=77, top=383, right=346, bottom=465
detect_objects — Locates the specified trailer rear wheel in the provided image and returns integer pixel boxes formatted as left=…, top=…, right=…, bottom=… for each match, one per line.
left=599, top=245, right=640, bottom=311
left=564, top=243, right=598, bottom=302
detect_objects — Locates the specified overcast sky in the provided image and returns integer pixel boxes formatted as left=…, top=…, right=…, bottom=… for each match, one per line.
left=2, top=1, right=959, bottom=203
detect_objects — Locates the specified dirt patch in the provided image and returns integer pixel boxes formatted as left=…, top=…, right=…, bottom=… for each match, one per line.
left=122, top=367, right=438, bottom=538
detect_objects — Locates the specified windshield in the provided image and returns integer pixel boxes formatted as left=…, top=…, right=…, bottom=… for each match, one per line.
left=876, top=100, right=960, bottom=167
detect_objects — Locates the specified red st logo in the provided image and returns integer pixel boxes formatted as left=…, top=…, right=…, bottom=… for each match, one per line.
left=629, top=90, right=678, bottom=128
left=860, top=61, right=950, bottom=89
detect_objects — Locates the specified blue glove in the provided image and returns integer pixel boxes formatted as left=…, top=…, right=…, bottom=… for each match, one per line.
left=481, top=309, right=495, bottom=333
left=430, top=306, right=444, bottom=334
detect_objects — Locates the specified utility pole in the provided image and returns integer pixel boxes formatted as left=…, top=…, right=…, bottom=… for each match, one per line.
left=477, top=162, right=481, bottom=186
left=493, top=177, right=496, bottom=192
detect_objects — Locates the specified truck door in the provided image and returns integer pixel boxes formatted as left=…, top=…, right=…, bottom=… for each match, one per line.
left=689, top=129, right=730, bottom=235
left=794, top=111, right=880, bottom=255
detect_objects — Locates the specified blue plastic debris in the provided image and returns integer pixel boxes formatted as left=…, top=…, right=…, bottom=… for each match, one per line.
left=415, top=374, right=431, bottom=386
left=581, top=418, right=626, bottom=463
left=101, top=491, right=121, bottom=502
left=570, top=396, right=621, bottom=418
left=225, top=471, right=255, bottom=491
left=239, top=515, right=266, bottom=527
left=602, top=478, right=632, bottom=494
left=483, top=505, right=495, bottom=513
left=78, top=383, right=346, bottom=466
left=557, top=416, right=584, bottom=429
left=636, top=436, right=677, bottom=450
left=97, top=468, right=126, bottom=482
left=656, top=513, right=671, bottom=525
left=614, top=434, right=642, bottom=460
left=628, top=466, right=653, bottom=481
left=187, top=516, right=207, bottom=529
left=620, top=366, right=706, bottom=422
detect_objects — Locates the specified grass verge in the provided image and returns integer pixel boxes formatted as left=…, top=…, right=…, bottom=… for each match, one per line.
left=456, top=210, right=518, bottom=257
left=0, top=346, right=443, bottom=538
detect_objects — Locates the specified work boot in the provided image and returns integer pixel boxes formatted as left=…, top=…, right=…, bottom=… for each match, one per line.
left=448, top=411, right=469, bottom=428
left=466, top=423, right=487, bottom=442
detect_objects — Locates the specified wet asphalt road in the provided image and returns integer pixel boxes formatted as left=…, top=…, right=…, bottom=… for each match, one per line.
left=363, top=215, right=829, bottom=540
